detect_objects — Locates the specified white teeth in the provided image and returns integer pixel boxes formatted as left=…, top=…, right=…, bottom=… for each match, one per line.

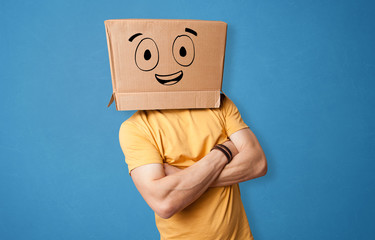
left=156, top=70, right=182, bottom=81
left=164, top=81, right=178, bottom=85
left=155, top=70, right=183, bottom=86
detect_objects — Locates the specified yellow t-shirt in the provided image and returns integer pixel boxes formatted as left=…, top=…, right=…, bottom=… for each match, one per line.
left=119, top=93, right=253, bottom=240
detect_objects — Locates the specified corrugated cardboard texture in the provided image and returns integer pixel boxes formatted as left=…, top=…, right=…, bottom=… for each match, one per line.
left=104, top=19, right=227, bottom=110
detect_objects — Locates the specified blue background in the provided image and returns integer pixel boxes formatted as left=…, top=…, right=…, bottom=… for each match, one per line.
left=1, top=0, right=374, bottom=239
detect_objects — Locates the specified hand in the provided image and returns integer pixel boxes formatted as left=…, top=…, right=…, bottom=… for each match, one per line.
left=163, top=163, right=182, bottom=176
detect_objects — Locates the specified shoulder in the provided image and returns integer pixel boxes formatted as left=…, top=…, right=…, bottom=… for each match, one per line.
left=119, top=112, right=137, bottom=131
left=120, top=110, right=152, bottom=128
left=119, top=110, right=163, bottom=141
left=219, top=93, right=238, bottom=114
left=119, top=111, right=148, bottom=138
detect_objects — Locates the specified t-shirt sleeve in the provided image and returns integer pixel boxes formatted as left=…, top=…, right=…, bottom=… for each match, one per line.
left=221, top=94, right=249, bottom=137
left=119, top=121, right=163, bottom=174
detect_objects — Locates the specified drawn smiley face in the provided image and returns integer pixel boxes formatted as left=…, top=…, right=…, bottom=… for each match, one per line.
left=128, top=28, right=197, bottom=86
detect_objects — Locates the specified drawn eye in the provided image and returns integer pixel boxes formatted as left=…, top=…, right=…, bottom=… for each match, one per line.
left=135, top=38, right=159, bottom=71
left=172, top=35, right=195, bottom=67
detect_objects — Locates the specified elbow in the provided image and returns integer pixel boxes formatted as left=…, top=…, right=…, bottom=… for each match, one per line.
left=249, top=153, right=267, bottom=180
left=154, top=200, right=177, bottom=219
left=257, top=154, right=268, bottom=177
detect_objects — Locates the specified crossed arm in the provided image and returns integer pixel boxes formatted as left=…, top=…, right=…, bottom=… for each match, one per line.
left=129, top=127, right=267, bottom=219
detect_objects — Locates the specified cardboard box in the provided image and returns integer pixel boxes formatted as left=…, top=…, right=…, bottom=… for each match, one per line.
left=104, top=19, right=227, bottom=110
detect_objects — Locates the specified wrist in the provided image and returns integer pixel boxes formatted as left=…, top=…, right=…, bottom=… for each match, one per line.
left=210, top=149, right=228, bottom=166
left=210, top=144, right=233, bottom=164
left=221, top=140, right=239, bottom=157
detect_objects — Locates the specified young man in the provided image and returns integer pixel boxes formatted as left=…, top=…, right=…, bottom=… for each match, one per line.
left=119, top=93, right=267, bottom=239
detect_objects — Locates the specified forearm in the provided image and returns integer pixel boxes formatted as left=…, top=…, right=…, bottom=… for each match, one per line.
left=151, top=150, right=227, bottom=218
left=210, top=148, right=267, bottom=187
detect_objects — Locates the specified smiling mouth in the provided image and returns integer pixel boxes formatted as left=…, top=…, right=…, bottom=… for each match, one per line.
left=155, top=70, right=183, bottom=86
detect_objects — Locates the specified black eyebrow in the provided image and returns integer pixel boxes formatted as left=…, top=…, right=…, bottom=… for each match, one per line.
left=185, top=28, right=197, bottom=36
left=129, top=33, right=143, bottom=42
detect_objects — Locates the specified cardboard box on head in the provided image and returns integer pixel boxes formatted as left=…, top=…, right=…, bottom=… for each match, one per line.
left=104, top=19, right=228, bottom=110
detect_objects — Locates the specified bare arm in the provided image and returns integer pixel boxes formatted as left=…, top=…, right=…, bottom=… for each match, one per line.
left=130, top=149, right=228, bottom=219
left=164, top=128, right=267, bottom=187
left=210, top=127, right=267, bottom=187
